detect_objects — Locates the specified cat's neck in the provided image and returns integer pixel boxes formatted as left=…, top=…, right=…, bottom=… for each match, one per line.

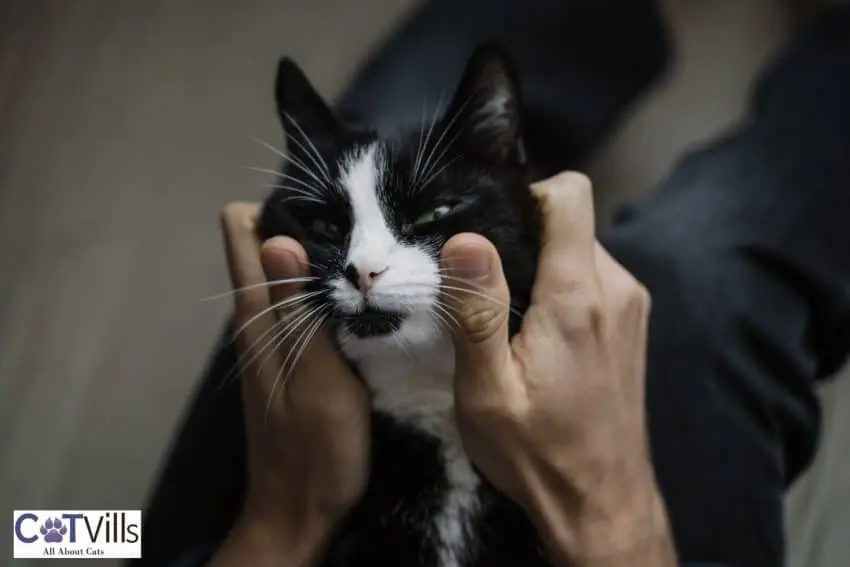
left=341, top=329, right=456, bottom=428
left=341, top=324, right=481, bottom=567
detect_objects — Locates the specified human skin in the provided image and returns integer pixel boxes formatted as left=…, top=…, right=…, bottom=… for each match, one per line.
left=209, top=172, right=676, bottom=567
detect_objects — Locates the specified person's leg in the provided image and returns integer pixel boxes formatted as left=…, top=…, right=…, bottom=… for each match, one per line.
left=338, top=0, right=670, bottom=177
left=600, top=9, right=850, bottom=566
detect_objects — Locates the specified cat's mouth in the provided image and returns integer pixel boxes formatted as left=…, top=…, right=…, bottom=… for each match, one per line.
left=342, top=306, right=405, bottom=338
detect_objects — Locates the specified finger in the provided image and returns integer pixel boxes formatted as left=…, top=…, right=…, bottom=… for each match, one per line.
left=220, top=202, right=274, bottom=350
left=259, top=237, right=324, bottom=369
left=441, top=233, right=512, bottom=394
left=261, top=236, right=354, bottom=390
left=260, top=236, right=310, bottom=317
left=529, top=171, right=598, bottom=299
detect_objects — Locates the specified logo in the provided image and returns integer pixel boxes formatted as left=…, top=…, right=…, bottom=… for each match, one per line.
left=13, top=510, right=141, bottom=559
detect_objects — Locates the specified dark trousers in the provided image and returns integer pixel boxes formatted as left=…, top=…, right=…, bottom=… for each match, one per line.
left=136, top=2, right=850, bottom=566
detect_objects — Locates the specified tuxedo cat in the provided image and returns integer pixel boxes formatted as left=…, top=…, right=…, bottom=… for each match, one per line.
left=258, top=42, right=548, bottom=567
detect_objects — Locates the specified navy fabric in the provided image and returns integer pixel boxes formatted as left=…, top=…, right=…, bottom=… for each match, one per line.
left=135, top=2, right=850, bottom=566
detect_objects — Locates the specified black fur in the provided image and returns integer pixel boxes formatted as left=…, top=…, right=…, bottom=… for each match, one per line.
left=258, top=42, right=547, bottom=566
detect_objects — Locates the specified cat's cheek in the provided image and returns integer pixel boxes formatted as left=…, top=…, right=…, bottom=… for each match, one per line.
left=329, top=277, right=361, bottom=314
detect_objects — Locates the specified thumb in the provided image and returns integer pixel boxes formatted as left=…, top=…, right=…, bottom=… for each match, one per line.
left=260, top=236, right=350, bottom=381
left=441, top=233, right=512, bottom=390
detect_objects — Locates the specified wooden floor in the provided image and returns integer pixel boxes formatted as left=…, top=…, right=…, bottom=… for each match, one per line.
left=0, top=1, right=847, bottom=566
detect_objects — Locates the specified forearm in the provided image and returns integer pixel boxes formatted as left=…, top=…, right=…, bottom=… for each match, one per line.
left=208, top=513, right=329, bottom=567
left=520, top=461, right=677, bottom=567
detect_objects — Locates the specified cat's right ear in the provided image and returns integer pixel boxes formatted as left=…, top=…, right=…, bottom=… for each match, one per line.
left=275, top=58, right=341, bottom=160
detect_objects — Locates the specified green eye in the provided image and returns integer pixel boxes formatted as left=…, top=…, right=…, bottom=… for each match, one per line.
left=413, top=204, right=454, bottom=226
left=310, top=219, right=339, bottom=237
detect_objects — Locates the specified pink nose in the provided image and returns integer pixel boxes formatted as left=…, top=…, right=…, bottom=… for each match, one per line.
left=358, top=268, right=387, bottom=292
left=344, top=264, right=388, bottom=293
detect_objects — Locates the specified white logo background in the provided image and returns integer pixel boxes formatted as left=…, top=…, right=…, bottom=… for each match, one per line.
left=13, top=510, right=142, bottom=559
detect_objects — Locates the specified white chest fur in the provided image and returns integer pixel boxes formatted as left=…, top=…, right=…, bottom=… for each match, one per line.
left=352, top=345, right=481, bottom=567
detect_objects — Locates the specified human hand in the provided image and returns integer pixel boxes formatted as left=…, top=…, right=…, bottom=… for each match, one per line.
left=441, top=173, right=676, bottom=566
left=211, top=203, right=370, bottom=567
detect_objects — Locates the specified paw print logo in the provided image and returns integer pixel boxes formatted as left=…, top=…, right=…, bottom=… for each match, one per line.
left=39, top=517, right=67, bottom=543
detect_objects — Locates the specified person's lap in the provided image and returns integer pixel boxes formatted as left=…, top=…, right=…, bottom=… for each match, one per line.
left=136, top=2, right=850, bottom=566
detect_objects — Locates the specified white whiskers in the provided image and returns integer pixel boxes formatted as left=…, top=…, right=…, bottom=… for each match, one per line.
left=249, top=137, right=328, bottom=191
left=265, top=304, right=331, bottom=420
left=230, top=289, right=323, bottom=341
left=280, top=112, right=332, bottom=183
left=200, top=276, right=318, bottom=302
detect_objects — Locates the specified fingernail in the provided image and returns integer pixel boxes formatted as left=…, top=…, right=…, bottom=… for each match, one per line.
left=445, top=247, right=492, bottom=282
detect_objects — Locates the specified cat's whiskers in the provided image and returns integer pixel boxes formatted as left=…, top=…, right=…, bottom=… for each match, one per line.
left=428, top=309, right=453, bottom=335
left=410, top=100, right=429, bottom=191
left=438, top=282, right=523, bottom=318
left=281, top=305, right=330, bottom=380
left=269, top=185, right=321, bottom=202
left=215, top=305, right=308, bottom=392
left=200, top=276, right=318, bottom=302
left=411, top=92, right=445, bottom=189
left=267, top=171, right=325, bottom=196
left=280, top=195, right=325, bottom=206
left=431, top=299, right=460, bottom=329
left=215, top=314, right=289, bottom=393
left=283, top=133, right=330, bottom=187
left=414, top=96, right=472, bottom=193
left=268, top=183, right=325, bottom=202
left=244, top=166, right=325, bottom=197
left=263, top=303, right=329, bottom=421
left=248, top=135, right=329, bottom=193
left=231, top=289, right=324, bottom=340
left=419, top=153, right=462, bottom=190
left=250, top=136, right=325, bottom=189
left=232, top=305, right=311, bottom=380
left=281, top=111, right=332, bottom=184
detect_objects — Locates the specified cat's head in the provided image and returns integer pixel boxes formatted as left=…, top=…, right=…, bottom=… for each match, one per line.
left=258, top=42, right=540, bottom=359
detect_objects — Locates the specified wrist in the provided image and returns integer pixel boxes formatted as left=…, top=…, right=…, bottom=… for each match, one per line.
left=209, top=504, right=333, bottom=567
left=519, top=461, right=677, bottom=567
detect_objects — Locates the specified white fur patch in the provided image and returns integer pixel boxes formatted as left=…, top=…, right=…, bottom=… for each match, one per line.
left=333, top=143, right=481, bottom=566
left=353, top=347, right=481, bottom=567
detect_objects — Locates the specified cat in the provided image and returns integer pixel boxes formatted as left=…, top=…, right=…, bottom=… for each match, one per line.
left=258, top=42, right=549, bottom=567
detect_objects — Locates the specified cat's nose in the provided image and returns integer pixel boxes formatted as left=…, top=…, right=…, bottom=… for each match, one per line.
left=344, top=264, right=388, bottom=293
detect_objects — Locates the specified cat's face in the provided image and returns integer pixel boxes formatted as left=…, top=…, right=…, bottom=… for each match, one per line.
left=258, top=43, right=541, bottom=358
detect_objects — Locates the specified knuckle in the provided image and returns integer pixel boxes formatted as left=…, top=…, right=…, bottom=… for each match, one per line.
left=461, top=302, right=508, bottom=345
left=548, top=171, right=593, bottom=194
left=620, top=277, right=651, bottom=315
left=532, top=171, right=593, bottom=209
left=220, top=202, right=259, bottom=231
left=561, top=171, right=593, bottom=193
left=632, top=282, right=651, bottom=311
left=550, top=292, right=605, bottom=336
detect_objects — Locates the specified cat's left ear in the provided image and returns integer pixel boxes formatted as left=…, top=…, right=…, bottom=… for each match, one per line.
left=445, top=42, right=525, bottom=164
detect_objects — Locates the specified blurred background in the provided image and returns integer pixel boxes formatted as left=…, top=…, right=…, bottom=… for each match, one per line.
left=0, top=0, right=847, bottom=565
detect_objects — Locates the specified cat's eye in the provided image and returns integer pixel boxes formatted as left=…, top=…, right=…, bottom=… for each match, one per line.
left=412, top=204, right=454, bottom=227
left=310, top=218, right=340, bottom=238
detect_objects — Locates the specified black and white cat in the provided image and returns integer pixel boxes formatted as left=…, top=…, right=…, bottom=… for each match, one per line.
left=258, top=42, right=548, bottom=567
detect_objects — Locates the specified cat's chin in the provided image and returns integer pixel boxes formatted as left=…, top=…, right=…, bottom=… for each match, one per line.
left=343, top=307, right=405, bottom=338
left=337, top=310, right=449, bottom=361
